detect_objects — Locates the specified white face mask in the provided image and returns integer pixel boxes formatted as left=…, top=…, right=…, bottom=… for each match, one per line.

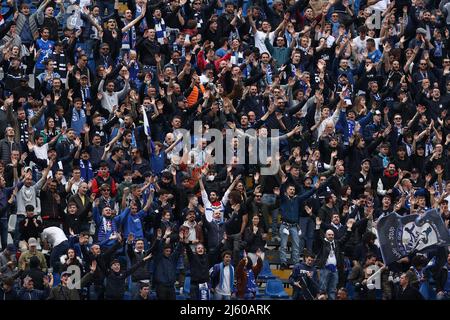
left=207, top=175, right=215, bottom=181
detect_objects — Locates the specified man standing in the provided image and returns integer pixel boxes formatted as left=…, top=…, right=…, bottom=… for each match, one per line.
left=210, top=251, right=235, bottom=300
left=314, top=217, right=355, bottom=300
left=395, top=272, right=425, bottom=300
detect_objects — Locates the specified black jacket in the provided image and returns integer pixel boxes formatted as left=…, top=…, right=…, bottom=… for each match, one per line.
left=243, top=227, right=266, bottom=254
left=104, top=258, right=148, bottom=299
left=127, top=244, right=151, bottom=282
left=184, top=243, right=209, bottom=284
left=395, top=285, right=424, bottom=300
left=0, top=287, right=18, bottom=300
left=87, top=240, right=122, bottom=285
left=314, top=226, right=352, bottom=269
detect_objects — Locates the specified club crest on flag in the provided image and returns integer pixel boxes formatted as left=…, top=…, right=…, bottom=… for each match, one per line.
left=377, top=209, right=450, bottom=265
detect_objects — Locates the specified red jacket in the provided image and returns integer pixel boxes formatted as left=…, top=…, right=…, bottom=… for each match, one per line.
left=91, top=172, right=117, bottom=197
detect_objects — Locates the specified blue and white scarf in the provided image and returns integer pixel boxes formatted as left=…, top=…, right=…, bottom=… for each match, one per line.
left=79, top=159, right=94, bottom=182
left=265, top=63, right=273, bottom=85
left=122, top=19, right=137, bottom=50
left=153, top=17, right=166, bottom=44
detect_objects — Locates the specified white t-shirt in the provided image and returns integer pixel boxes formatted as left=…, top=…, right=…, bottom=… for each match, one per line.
left=353, top=36, right=372, bottom=54
left=254, top=31, right=275, bottom=55
left=215, top=265, right=231, bottom=296
left=370, top=0, right=389, bottom=12
left=41, top=227, right=68, bottom=247
left=325, top=241, right=337, bottom=266
left=33, top=143, right=49, bottom=160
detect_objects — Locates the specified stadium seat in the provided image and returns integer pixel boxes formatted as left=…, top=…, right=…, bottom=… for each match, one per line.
left=258, top=260, right=276, bottom=280
left=123, top=291, right=133, bottom=300
left=345, top=282, right=355, bottom=300
left=183, top=276, right=191, bottom=296
left=265, top=279, right=289, bottom=298
left=52, top=272, right=61, bottom=286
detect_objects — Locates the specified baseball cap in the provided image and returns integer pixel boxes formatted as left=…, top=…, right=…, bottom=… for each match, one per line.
left=61, top=271, right=71, bottom=277
left=374, top=110, right=382, bottom=115
left=416, top=28, right=427, bottom=35
left=361, top=158, right=371, bottom=165
left=28, top=237, right=38, bottom=247
left=6, top=244, right=16, bottom=253
left=414, top=188, right=426, bottom=197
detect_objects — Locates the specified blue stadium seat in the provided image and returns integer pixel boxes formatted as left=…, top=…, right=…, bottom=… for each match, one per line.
left=183, top=276, right=191, bottom=296
left=265, top=279, right=289, bottom=298
left=123, top=291, right=133, bottom=300
left=345, top=282, right=355, bottom=300
left=258, top=260, right=276, bottom=280
left=52, top=272, right=61, bottom=286
left=420, top=281, right=437, bottom=300
left=375, top=289, right=382, bottom=300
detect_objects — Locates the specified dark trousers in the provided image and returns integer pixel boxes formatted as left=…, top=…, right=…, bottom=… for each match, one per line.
left=50, top=240, right=69, bottom=273
left=207, top=247, right=220, bottom=268
left=156, top=284, right=176, bottom=300
left=0, top=217, right=8, bottom=250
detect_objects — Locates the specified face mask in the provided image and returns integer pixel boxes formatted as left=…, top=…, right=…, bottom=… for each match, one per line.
left=207, top=175, right=215, bottom=181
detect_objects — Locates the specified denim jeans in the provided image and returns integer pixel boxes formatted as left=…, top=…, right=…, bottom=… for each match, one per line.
left=299, top=217, right=314, bottom=255
left=279, top=224, right=300, bottom=264
left=319, top=268, right=339, bottom=300
left=213, top=292, right=231, bottom=300
left=261, top=194, right=278, bottom=236
left=0, top=217, right=8, bottom=250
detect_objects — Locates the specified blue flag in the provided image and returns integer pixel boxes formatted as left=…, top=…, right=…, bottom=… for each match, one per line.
left=376, top=209, right=450, bottom=265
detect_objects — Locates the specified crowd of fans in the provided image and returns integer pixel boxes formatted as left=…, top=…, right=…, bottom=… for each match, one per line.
left=0, top=0, right=449, bottom=301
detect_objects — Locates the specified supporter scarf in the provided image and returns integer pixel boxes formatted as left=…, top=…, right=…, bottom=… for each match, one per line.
left=219, top=262, right=234, bottom=292
left=136, top=5, right=147, bottom=32
left=378, top=153, right=389, bottom=168
left=153, top=17, right=166, bottom=44
left=265, top=63, right=273, bottom=85
left=0, top=14, right=4, bottom=26
left=122, top=19, right=137, bottom=49
left=79, top=159, right=94, bottom=182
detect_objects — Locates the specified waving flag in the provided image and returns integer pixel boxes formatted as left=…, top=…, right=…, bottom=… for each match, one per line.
left=377, top=209, right=450, bottom=265
left=142, top=106, right=151, bottom=137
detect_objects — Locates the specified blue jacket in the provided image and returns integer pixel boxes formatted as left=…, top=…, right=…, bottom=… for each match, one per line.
left=336, top=110, right=373, bottom=143
left=113, top=208, right=149, bottom=240
left=211, top=262, right=235, bottom=293
left=93, top=206, right=118, bottom=247
left=18, top=287, right=49, bottom=300
left=279, top=187, right=316, bottom=224
left=153, top=240, right=182, bottom=286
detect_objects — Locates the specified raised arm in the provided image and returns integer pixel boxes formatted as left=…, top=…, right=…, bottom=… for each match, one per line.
left=122, top=8, right=146, bottom=33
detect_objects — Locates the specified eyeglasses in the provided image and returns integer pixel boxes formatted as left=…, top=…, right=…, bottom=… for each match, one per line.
left=420, top=63, right=427, bottom=65
left=255, top=195, right=262, bottom=198
left=394, top=117, right=402, bottom=120
left=102, top=189, right=110, bottom=192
